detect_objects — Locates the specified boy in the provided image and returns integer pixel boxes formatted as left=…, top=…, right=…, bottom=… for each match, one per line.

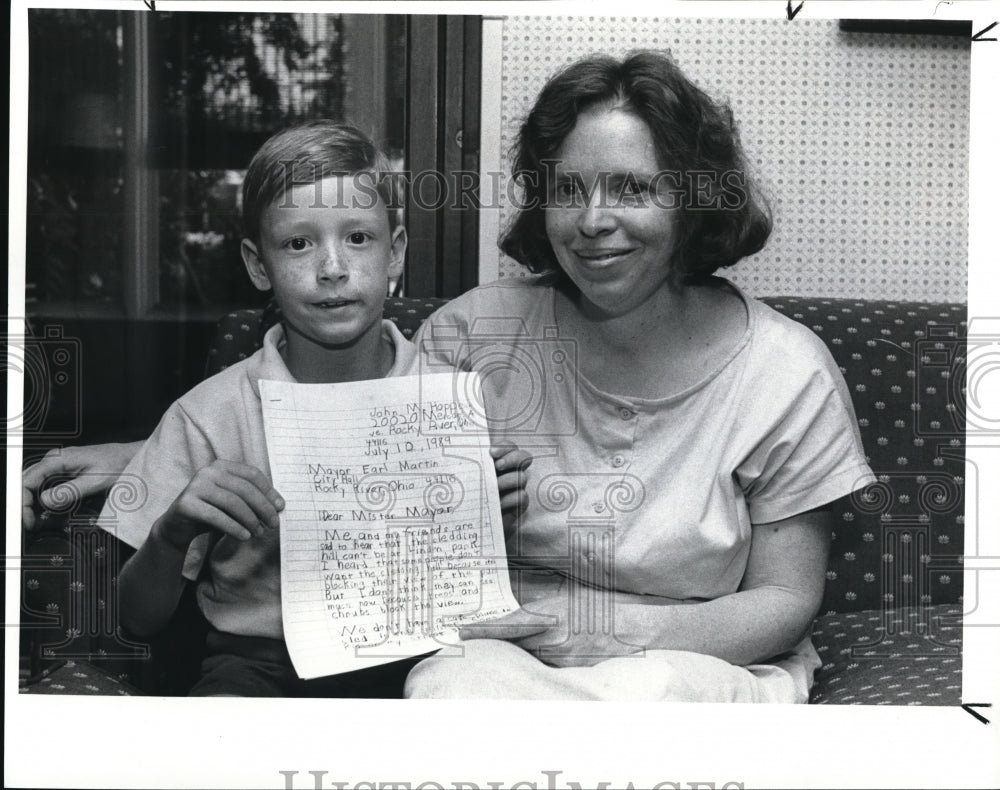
left=106, top=121, right=530, bottom=697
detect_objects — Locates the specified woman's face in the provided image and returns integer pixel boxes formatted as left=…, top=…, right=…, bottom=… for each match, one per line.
left=544, top=107, right=678, bottom=319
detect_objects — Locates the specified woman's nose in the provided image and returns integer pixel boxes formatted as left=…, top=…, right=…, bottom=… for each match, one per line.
left=577, top=195, right=616, bottom=237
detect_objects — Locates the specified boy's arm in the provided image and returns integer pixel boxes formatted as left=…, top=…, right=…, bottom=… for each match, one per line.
left=118, top=459, right=284, bottom=638
left=117, top=518, right=197, bottom=638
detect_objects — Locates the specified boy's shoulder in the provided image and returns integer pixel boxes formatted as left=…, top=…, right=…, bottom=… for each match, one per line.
left=174, top=337, right=285, bottom=423
left=174, top=353, right=261, bottom=419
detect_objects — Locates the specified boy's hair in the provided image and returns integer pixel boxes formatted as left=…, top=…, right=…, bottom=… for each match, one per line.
left=242, top=120, right=401, bottom=244
left=500, top=51, right=772, bottom=288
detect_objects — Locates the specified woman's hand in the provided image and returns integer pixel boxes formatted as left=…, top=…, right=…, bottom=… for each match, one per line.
left=490, top=443, right=532, bottom=539
left=22, top=441, right=143, bottom=529
left=459, top=578, right=659, bottom=668
left=152, top=459, right=285, bottom=552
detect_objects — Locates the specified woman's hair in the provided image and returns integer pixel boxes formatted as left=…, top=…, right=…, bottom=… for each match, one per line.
left=242, top=120, right=401, bottom=244
left=500, top=51, right=772, bottom=287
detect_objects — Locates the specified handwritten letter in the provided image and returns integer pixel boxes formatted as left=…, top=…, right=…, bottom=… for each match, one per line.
left=261, top=374, right=518, bottom=679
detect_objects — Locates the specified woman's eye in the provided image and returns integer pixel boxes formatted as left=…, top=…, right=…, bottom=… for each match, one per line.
left=557, top=182, right=578, bottom=198
left=348, top=232, right=369, bottom=245
left=553, top=180, right=583, bottom=206
left=616, top=179, right=647, bottom=204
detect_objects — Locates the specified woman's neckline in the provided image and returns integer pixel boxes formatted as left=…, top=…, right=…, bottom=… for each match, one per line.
left=545, top=277, right=754, bottom=404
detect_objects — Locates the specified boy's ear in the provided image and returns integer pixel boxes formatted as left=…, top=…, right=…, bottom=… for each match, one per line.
left=241, top=239, right=272, bottom=292
left=387, top=225, right=407, bottom=281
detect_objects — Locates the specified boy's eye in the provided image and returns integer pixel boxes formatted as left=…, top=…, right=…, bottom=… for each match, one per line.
left=286, top=237, right=310, bottom=251
left=347, top=232, right=369, bottom=245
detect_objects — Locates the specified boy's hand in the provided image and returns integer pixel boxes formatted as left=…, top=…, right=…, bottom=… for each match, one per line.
left=153, top=460, right=285, bottom=552
left=490, top=444, right=532, bottom=539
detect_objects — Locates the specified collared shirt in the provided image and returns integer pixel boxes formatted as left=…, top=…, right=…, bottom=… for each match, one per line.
left=103, top=320, right=419, bottom=639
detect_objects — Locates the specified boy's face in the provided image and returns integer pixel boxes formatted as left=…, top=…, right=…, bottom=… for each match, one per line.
left=241, top=175, right=406, bottom=349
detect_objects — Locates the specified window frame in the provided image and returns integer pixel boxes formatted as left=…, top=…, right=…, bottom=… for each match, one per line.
left=37, top=12, right=482, bottom=320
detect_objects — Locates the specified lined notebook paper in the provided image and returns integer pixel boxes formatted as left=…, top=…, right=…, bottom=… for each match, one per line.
left=261, top=374, right=518, bottom=680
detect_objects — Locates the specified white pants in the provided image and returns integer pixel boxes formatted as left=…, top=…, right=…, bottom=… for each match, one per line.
left=404, top=637, right=818, bottom=703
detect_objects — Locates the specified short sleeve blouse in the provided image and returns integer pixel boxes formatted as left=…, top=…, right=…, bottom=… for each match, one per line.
left=412, top=278, right=875, bottom=602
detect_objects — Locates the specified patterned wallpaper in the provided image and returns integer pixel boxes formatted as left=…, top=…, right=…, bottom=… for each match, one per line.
left=489, top=17, right=970, bottom=302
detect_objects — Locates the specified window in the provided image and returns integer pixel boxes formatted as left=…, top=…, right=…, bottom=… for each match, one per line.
left=25, top=10, right=452, bottom=319
left=21, top=10, right=482, bottom=448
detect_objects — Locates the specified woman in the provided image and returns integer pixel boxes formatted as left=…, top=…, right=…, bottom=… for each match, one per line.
left=23, top=51, right=873, bottom=702
left=403, top=51, right=874, bottom=701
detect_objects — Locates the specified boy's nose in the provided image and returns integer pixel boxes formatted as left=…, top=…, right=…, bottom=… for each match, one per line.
left=317, top=245, right=349, bottom=280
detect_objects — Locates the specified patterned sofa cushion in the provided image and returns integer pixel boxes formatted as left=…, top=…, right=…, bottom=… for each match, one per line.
left=762, top=298, right=965, bottom=616
left=810, top=604, right=962, bottom=704
left=20, top=659, right=140, bottom=696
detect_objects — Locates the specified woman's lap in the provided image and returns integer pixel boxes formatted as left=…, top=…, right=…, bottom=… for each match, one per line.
left=404, top=638, right=813, bottom=703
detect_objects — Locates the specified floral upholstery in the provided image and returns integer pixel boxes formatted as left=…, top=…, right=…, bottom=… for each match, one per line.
left=809, top=605, right=963, bottom=704
left=19, top=659, right=140, bottom=696
left=763, top=299, right=966, bottom=616
left=22, top=295, right=966, bottom=703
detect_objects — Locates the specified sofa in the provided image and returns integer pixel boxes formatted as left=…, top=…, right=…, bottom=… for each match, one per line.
left=19, top=294, right=966, bottom=703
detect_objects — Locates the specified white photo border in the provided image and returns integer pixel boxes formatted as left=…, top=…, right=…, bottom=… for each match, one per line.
left=6, top=2, right=1000, bottom=789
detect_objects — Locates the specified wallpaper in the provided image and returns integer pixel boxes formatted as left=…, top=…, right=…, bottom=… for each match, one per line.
left=490, top=16, right=970, bottom=302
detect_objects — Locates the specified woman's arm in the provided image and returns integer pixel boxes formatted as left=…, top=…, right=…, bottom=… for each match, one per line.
left=464, top=508, right=831, bottom=668
left=22, top=441, right=144, bottom=529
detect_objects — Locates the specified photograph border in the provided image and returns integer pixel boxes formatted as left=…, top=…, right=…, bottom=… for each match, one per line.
left=6, top=2, right=1000, bottom=789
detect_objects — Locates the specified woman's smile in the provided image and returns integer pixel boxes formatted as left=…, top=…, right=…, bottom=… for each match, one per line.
left=573, top=247, right=637, bottom=266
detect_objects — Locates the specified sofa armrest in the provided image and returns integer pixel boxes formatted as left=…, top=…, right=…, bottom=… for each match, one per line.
left=19, top=497, right=208, bottom=696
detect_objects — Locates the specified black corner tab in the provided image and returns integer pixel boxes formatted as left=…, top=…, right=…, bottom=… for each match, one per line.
left=972, top=22, right=998, bottom=42
left=961, top=703, right=992, bottom=725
